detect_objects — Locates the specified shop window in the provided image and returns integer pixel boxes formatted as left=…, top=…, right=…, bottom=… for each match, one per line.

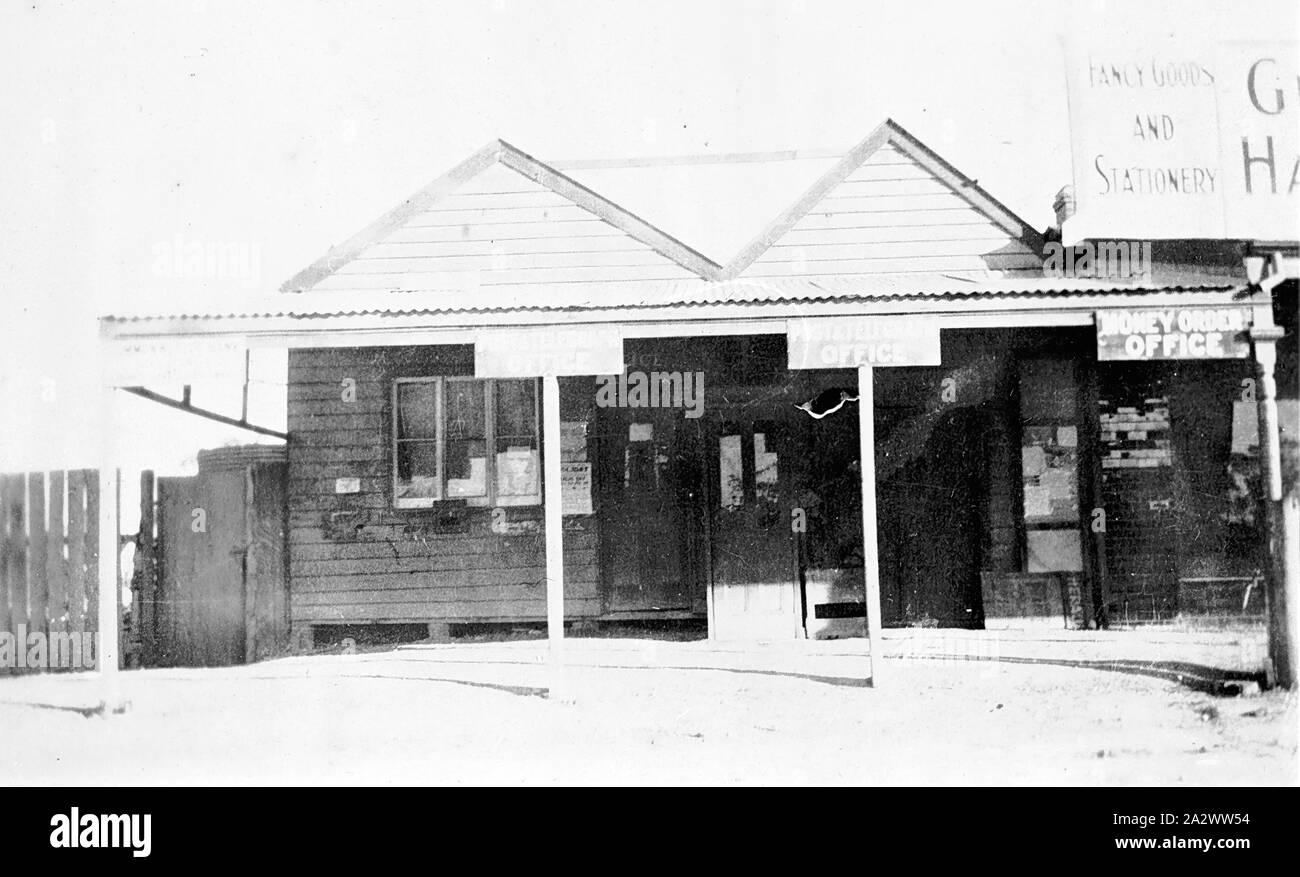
left=493, top=379, right=541, bottom=506
left=1018, top=359, right=1083, bottom=572
left=719, top=429, right=744, bottom=510
left=754, top=424, right=779, bottom=502
left=623, top=422, right=663, bottom=492
left=393, top=377, right=540, bottom=508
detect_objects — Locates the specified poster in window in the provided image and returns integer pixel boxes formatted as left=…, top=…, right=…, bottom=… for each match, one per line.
left=496, top=448, right=539, bottom=499
left=561, top=462, right=593, bottom=515
left=1021, top=427, right=1079, bottom=525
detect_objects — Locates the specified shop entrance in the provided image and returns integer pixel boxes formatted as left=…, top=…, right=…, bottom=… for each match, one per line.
left=595, top=403, right=707, bottom=615
left=875, top=403, right=986, bottom=627
left=872, top=366, right=989, bottom=628
left=707, top=392, right=806, bottom=640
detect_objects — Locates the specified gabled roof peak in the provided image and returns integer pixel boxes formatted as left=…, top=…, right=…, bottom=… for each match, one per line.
left=721, top=118, right=1044, bottom=279
left=281, top=138, right=723, bottom=293
left=282, top=120, right=1044, bottom=294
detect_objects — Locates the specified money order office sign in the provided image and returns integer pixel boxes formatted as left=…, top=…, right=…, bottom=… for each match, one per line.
left=1096, top=306, right=1251, bottom=361
left=1064, top=40, right=1297, bottom=242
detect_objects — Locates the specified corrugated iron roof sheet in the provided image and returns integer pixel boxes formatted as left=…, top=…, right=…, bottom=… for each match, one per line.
left=104, top=275, right=1241, bottom=322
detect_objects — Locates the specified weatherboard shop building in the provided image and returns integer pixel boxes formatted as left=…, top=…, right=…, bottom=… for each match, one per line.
left=100, top=120, right=1285, bottom=670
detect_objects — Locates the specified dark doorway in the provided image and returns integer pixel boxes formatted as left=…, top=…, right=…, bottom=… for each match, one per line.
left=875, top=399, right=987, bottom=628
left=595, top=404, right=706, bottom=614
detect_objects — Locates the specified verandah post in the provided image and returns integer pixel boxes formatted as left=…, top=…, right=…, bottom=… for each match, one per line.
left=1251, top=325, right=1295, bottom=688
left=857, top=364, right=885, bottom=685
left=542, top=373, right=566, bottom=698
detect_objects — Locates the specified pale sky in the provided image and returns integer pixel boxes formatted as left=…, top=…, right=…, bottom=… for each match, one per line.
left=2, top=0, right=1296, bottom=474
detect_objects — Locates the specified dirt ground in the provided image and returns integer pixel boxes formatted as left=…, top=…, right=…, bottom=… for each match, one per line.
left=1, top=633, right=1296, bottom=785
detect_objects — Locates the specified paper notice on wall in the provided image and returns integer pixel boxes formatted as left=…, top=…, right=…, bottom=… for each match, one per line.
left=561, top=462, right=593, bottom=515
left=1026, top=529, right=1083, bottom=573
left=560, top=421, right=588, bottom=462
left=1057, top=425, right=1078, bottom=448
left=1230, top=400, right=1260, bottom=455
left=1022, top=446, right=1046, bottom=479
left=1024, top=485, right=1052, bottom=519
left=495, top=449, right=538, bottom=497
left=446, top=457, right=488, bottom=498
left=719, top=434, right=744, bottom=510
left=629, top=422, right=653, bottom=442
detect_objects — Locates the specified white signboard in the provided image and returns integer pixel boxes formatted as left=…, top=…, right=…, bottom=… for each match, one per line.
left=787, top=317, right=941, bottom=369
left=1096, top=306, right=1251, bottom=361
left=475, top=326, right=624, bottom=378
left=1217, top=43, right=1300, bottom=238
left=1064, top=40, right=1298, bottom=242
left=106, top=338, right=247, bottom=387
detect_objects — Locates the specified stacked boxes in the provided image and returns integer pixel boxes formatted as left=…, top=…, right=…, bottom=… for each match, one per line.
left=1099, top=397, right=1172, bottom=469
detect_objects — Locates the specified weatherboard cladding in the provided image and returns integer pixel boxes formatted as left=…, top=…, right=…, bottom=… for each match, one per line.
left=286, top=346, right=601, bottom=624
left=311, top=163, right=704, bottom=292
left=281, top=121, right=1044, bottom=299
left=739, top=143, right=1043, bottom=279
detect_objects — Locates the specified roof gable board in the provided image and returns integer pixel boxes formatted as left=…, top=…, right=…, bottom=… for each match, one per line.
left=281, top=140, right=722, bottom=293
left=722, top=119, right=1046, bottom=280
left=282, top=123, right=1046, bottom=294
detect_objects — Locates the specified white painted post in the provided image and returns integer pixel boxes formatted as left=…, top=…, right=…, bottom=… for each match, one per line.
left=1252, top=326, right=1296, bottom=688
left=97, top=382, right=124, bottom=712
left=542, top=373, right=567, bottom=697
left=857, top=365, right=884, bottom=685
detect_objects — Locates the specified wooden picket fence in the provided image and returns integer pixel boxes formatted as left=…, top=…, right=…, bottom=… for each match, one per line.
left=0, top=470, right=100, bottom=673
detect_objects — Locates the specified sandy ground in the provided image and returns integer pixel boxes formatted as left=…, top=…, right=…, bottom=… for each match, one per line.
left=1, top=632, right=1296, bottom=785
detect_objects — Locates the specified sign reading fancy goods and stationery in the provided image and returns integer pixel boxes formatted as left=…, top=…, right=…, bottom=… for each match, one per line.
left=1064, top=40, right=1298, bottom=242
left=1096, top=306, right=1251, bottom=361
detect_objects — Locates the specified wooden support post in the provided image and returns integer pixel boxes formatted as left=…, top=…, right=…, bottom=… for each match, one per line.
left=130, top=470, right=155, bottom=668
left=1252, top=326, right=1296, bottom=688
left=857, top=365, right=885, bottom=685
left=542, top=373, right=567, bottom=698
left=97, top=383, right=125, bottom=712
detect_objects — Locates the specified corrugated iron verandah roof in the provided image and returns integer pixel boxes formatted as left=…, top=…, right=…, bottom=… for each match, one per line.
left=103, top=276, right=1244, bottom=326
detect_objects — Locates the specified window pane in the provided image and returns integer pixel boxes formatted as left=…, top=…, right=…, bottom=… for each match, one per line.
left=396, top=440, right=439, bottom=502
left=719, top=433, right=744, bottom=510
left=442, top=380, right=489, bottom=498
left=446, top=438, right=488, bottom=497
left=444, top=380, right=486, bottom=439
left=754, top=431, right=779, bottom=501
left=495, top=379, right=537, bottom=439
left=396, top=381, right=439, bottom=503
left=495, top=445, right=539, bottom=500
left=1019, top=359, right=1077, bottom=421
left=495, top=379, right=539, bottom=503
left=397, top=383, right=438, bottom=440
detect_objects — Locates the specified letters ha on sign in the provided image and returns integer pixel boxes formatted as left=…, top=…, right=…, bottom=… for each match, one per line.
left=1095, top=306, right=1251, bottom=361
